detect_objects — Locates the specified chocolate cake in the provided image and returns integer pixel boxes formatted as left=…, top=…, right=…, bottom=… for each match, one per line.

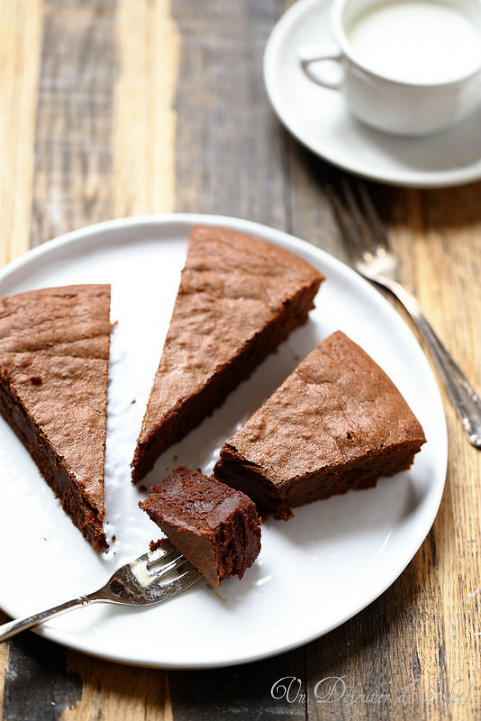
left=0, top=285, right=112, bottom=550
left=139, top=466, right=261, bottom=587
left=131, top=224, right=324, bottom=483
left=214, top=331, right=426, bottom=519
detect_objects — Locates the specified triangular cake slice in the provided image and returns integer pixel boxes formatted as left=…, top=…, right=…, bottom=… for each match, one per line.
left=131, top=225, right=324, bottom=483
left=214, top=331, right=426, bottom=519
left=0, top=285, right=112, bottom=550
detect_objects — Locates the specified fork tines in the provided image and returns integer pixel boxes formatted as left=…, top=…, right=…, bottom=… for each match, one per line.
left=133, top=542, right=194, bottom=586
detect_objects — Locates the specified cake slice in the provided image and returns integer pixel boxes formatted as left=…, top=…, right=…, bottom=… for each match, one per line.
left=139, top=466, right=261, bottom=587
left=0, top=285, right=112, bottom=550
left=214, top=331, right=426, bottom=519
left=131, top=224, right=324, bottom=483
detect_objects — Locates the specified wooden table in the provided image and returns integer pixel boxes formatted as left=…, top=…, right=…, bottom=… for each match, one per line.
left=1, top=1, right=481, bottom=719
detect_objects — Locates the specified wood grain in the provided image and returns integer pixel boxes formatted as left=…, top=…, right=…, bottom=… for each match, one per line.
left=63, top=655, right=173, bottom=721
left=168, top=649, right=308, bottom=720
left=29, top=0, right=116, bottom=248
left=173, top=0, right=290, bottom=229
left=392, top=186, right=481, bottom=720
left=2, top=636, right=82, bottom=721
left=0, top=0, right=42, bottom=266
left=112, top=0, right=179, bottom=217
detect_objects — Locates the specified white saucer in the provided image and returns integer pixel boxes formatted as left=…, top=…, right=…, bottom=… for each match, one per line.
left=264, top=0, right=481, bottom=188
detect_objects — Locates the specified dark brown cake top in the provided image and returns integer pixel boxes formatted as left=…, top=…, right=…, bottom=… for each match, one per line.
left=220, top=331, right=426, bottom=484
left=145, top=466, right=257, bottom=535
left=0, top=284, right=111, bottom=514
left=137, top=224, right=324, bottom=447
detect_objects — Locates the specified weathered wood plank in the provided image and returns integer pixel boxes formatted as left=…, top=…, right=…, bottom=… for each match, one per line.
left=0, top=0, right=42, bottom=266
left=173, top=0, right=294, bottom=230
left=168, top=649, right=307, bottom=721
left=63, top=655, right=173, bottom=721
left=2, top=635, right=82, bottom=721
left=392, top=185, right=481, bottom=721
left=29, top=0, right=116, bottom=249
left=112, top=0, right=179, bottom=217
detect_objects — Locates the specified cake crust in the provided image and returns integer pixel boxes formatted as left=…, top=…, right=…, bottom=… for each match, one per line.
left=139, top=466, right=261, bottom=587
left=214, top=331, right=427, bottom=518
left=0, top=284, right=112, bottom=550
left=131, top=224, right=324, bottom=483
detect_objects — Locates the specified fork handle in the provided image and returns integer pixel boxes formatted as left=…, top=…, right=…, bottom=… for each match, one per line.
left=0, top=595, right=92, bottom=643
left=380, top=275, right=481, bottom=448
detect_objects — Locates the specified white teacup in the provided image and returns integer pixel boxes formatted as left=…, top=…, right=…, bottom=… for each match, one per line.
left=299, top=0, right=481, bottom=136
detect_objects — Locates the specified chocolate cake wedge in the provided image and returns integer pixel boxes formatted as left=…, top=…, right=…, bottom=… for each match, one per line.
left=0, top=284, right=112, bottom=550
left=214, top=331, right=426, bottom=519
left=131, top=224, right=324, bottom=483
left=139, top=466, right=261, bottom=587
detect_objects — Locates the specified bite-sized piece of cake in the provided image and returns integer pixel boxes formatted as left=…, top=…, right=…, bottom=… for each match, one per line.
left=0, top=285, right=112, bottom=550
left=214, top=331, right=426, bottom=519
left=139, top=466, right=261, bottom=587
left=131, top=224, right=324, bottom=483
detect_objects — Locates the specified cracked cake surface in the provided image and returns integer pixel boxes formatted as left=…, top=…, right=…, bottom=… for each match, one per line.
left=131, top=224, right=324, bottom=483
left=0, top=284, right=112, bottom=550
left=214, top=331, right=426, bottom=519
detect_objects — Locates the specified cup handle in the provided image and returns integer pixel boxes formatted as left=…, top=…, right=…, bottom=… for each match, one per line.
left=299, top=42, right=343, bottom=90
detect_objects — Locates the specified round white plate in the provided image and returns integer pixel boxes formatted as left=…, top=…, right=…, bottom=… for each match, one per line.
left=0, top=215, right=447, bottom=668
left=264, top=0, right=481, bottom=188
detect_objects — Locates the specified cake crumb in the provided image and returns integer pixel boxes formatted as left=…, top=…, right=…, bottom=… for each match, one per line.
left=149, top=538, right=169, bottom=552
left=206, top=584, right=226, bottom=603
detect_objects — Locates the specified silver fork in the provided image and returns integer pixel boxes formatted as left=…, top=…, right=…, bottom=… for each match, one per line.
left=330, top=179, right=481, bottom=449
left=0, top=541, right=201, bottom=642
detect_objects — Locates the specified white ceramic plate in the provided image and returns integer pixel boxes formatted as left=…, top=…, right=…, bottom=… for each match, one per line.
left=0, top=215, right=447, bottom=668
left=264, top=0, right=481, bottom=188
